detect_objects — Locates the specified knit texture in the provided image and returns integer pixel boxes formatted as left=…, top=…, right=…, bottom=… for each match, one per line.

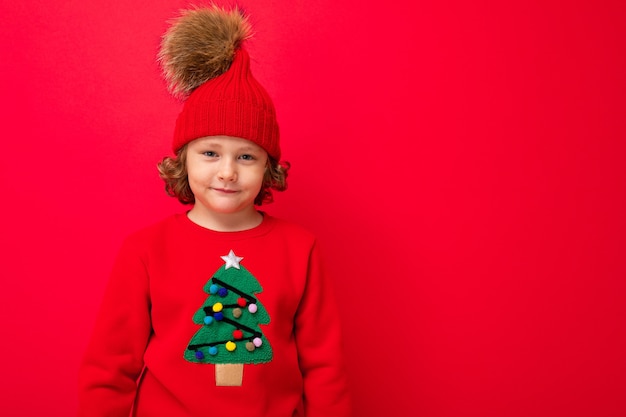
left=78, top=213, right=350, bottom=417
left=172, top=48, right=281, bottom=159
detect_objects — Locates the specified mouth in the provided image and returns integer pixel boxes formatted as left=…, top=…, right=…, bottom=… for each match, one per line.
left=212, top=187, right=238, bottom=194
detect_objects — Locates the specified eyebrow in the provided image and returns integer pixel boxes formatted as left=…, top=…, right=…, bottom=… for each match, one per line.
left=237, top=146, right=260, bottom=153
left=198, top=141, right=260, bottom=153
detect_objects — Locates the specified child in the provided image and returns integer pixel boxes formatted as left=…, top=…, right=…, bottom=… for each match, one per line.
left=77, top=5, right=351, bottom=417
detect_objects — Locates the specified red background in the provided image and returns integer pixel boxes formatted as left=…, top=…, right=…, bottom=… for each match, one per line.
left=1, top=1, right=625, bottom=416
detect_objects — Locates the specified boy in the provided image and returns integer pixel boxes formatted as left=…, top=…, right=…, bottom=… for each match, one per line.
left=77, top=5, right=350, bottom=417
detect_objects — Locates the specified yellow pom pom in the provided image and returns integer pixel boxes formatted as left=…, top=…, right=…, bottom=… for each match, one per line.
left=225, top=341, right=237, bottom=352
left=212, top=303, right=223, bottom=312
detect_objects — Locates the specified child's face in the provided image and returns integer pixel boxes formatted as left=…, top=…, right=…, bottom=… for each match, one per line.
left=186, top=135, right=268, bottom=217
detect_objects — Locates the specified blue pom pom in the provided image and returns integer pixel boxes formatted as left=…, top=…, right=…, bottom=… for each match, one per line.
left=195, top=350, right=204, bottom=360
left=208, top=346, right=218, bottom=356
left=209, top=284, right=219, bottom=294
left=204, top=316, right=214, bottom=325
left=218, top=287, right=228, bottom=297
left=214, top=312, right=224, bottom=321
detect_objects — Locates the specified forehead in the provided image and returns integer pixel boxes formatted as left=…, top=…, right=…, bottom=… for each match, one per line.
left=190, top=135, right=264, bottom=152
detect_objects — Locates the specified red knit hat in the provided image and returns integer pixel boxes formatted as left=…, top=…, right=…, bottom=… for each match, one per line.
left=159, top=6, right=281, bottom=160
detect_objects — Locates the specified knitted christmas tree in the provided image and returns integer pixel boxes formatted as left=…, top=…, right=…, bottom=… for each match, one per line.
left=185, top=250, right=272, bottom=386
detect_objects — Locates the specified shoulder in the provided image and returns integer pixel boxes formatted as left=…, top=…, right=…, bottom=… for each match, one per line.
left=120, top=213, right=183, bottom=250
left=264, top=214, right=317, bottom=244
left=128, top=213, right=180, bottom=237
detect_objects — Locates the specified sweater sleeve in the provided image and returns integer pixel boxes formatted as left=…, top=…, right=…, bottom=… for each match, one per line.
left=294, top=241, right=351, bottom=417
left=77, top=235, right=152, bottom=417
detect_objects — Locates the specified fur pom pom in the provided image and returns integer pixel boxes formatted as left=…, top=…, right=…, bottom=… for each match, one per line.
left=158, top=5, right=252, bottom=99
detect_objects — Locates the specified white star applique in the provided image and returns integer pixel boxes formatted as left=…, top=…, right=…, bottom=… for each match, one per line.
left=221, top=250, right=243, bottom=270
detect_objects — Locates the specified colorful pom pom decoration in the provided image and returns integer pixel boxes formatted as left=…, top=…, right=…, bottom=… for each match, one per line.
left=248, top=303, right=258, bottom=314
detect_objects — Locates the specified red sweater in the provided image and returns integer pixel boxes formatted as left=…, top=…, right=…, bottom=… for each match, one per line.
left=78, top=213, right=350, bottom=417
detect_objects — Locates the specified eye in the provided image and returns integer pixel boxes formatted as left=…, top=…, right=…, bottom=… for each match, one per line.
left=203, top=151, right=217, bottom=157
left=239, top=154, right=255, bottom=161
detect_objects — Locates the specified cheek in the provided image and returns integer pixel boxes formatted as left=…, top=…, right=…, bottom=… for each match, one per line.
left=185, top=167, right=206, bottom=193
left=186, top=161, right=206, bottom=181
left=252, top=169, right=267, bottom=189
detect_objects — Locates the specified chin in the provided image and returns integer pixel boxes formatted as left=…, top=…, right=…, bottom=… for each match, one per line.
left=210, top=204, right=250, bottom=214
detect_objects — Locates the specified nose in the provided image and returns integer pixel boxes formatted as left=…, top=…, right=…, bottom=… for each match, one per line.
left=217, top=158, right=237, bottom=182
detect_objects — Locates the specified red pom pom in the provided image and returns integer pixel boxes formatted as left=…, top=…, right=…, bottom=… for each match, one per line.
left=233, top=330, right=244, bottom=339
left=237, top=297, right=247, bottom=307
